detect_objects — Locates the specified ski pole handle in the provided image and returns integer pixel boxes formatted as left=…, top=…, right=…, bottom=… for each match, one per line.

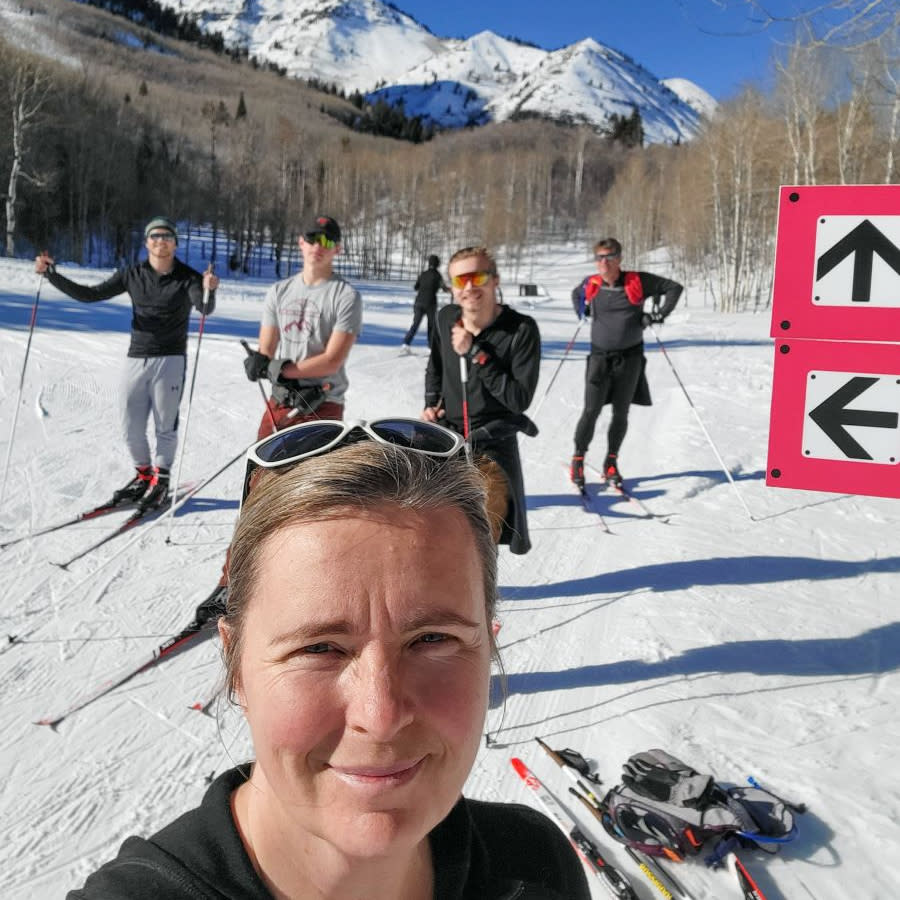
left=458, top=353, right=471, bottom=460
left=201, top=262, right=214, bottom=311
left=241, top=340, right=278, bottom=435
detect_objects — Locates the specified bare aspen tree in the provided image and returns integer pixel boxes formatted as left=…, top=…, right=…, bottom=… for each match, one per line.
left=775, top=41, right=826, bottom=185
left=834, top=49, right=876, bottom=184
left=572, top=127, right=589, bottom=217
left=5, top=55, right=52, bottom=256
left=734, top=0, right=898, bottom=46
left=868, top=33, right=900, bottom=183
left=701, top=91, right=775, bottom=311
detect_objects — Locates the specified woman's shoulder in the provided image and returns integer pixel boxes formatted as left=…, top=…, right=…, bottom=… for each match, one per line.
left=460, top=797, right=591, bottom=899
left=467, top=796, right=556, bottom=828
left=67, top=767, right=268, bottom=900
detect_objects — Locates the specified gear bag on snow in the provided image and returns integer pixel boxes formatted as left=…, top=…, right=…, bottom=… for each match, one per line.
left=599, top=749, right=798, bottom=860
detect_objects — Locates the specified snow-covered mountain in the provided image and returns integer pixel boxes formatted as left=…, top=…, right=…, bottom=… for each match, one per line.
left=178, top=0, right=444, bottom=91
left=167, top=0, right=713, bottom=142
left=662, top=77, right=718, bottom=120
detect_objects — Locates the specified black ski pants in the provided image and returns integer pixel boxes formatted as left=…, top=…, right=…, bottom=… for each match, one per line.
left=403, top=303, right=436, bottom=347
left=573, top=344, right=644, bottom=458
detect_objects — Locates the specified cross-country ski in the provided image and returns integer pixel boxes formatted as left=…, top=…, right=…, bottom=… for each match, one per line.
left=511, top=757, right=639, bottom=899
left=34, top=619, right=218, bottom=729
left=50, top=481, right=200, bottom=569
left=0, top=496, right=137, bottom=550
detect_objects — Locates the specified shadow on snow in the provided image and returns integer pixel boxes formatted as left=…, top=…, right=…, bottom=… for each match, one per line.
left=500, top=553, right=900, bottom=600
left=495, top=620, right=900, bottom=701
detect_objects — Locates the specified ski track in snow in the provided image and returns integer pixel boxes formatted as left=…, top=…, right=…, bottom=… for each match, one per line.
left=1, top=250, right=898, bottom=898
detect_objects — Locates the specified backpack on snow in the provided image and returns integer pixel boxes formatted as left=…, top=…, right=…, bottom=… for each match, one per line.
left=599, top=749, right=798, bottom=861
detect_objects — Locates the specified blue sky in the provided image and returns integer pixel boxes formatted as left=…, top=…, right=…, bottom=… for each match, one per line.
left=394, top=0, right=809, bottom=100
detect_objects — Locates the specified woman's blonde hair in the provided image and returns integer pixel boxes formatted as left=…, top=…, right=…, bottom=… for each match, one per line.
left=221, top=440, right=498, bottom=695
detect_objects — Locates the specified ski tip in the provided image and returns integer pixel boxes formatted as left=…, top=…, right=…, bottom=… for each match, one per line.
left=510, top=757, right=528, bottom=777
left=52, top=561, right=70, bottom=571
left=34, top=718, right=61, bottom=730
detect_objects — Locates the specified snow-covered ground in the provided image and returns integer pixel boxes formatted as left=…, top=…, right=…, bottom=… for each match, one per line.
left=0, top=248, right=896, bottom=898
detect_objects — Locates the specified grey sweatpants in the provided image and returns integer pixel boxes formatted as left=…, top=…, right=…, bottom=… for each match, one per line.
left=120, top=355, right=186, bottom=469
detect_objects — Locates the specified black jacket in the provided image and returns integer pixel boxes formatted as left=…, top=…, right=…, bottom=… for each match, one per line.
left=425, top=303, right=541, bottom=554
left=414, top=267, right=448, bottom=308
left=47, top=258, right=214, bottom=357
left=425, top=304, right=540, bottom=433
left=67, top=766, right=590, bottom=899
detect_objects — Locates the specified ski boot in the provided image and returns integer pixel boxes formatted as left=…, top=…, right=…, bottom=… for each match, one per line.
left=138, top=466, right=170, bottom=512
left=112, top=465, right=152, bottom=504
left=194, top=584, right=228, bottom=628
left=570, top=454, right=585, bottom=489
left=603, top=453, right=623, bottom=488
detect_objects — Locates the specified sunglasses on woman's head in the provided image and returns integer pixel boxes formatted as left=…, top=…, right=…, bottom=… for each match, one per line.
left=241, top=418, right=466, bottom=508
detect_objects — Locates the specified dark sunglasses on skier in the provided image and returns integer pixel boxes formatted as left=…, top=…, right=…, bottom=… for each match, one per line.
left=303, top=232, right=337, bottom=249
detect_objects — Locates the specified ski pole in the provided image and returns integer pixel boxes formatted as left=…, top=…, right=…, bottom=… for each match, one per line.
left=459, top=353, right=472, bottom=462
left=649, top=324, right=755, bottom=521
left=166, top=265, right=212, bottom=542
left=531, top=317, right=585, bottom=418
left=1, top=273, right=44, bottom=508
left=241, top=339, right=278, bottom=435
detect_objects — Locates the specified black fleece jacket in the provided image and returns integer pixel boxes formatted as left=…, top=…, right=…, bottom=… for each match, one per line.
left=424, top=303, right=541, bottom=433
left=67, top=766, right=590, bottom=899
left=414, top=267, right=449, bottom=308
left=47, top=258, right=214, bottom=357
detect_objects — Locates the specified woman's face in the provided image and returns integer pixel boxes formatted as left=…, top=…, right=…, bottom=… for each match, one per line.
left=232, top=505, right=492, bottom=860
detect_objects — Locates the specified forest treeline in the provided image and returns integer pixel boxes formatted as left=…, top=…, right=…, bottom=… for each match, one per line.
left=1, top=0, right=897, bottom=309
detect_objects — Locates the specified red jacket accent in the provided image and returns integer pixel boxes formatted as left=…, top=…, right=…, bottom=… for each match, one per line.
left=584, top=272, right=643, bottom=305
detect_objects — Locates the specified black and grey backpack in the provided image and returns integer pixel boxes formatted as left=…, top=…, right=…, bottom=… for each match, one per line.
left=600, top=749, right=799, bottom=862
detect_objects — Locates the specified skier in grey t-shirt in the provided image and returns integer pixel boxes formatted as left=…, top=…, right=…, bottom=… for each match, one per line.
left=243, top=215, right=363, bottom=439
left=196, top=216, right=364, bottom=623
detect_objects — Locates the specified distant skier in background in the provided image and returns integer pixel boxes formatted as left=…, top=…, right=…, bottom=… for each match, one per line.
left=422, top=246, right=540, bottom=554
left=401, top=254, right=448, bottom=353
left=34, top=216, right=218, bottom=511
left=569, top=237, right=682, bottom=489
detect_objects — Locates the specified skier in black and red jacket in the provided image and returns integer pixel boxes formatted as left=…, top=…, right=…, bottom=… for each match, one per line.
left=569, top=237, right=682, bottom=489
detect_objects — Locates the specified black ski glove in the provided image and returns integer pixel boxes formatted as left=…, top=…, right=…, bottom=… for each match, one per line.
left=244, top=350, right=271, bottom=381
left=641, top=312, right=665, bottom=328
left=267, top=358, right=292, bottom=382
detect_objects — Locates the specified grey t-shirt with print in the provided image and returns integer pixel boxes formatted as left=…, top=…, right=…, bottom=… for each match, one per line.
left=262, top=273, right=363, bottom=404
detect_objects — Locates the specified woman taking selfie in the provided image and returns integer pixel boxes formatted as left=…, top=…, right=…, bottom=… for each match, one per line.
left=69, top=418, right=589, bottom=899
